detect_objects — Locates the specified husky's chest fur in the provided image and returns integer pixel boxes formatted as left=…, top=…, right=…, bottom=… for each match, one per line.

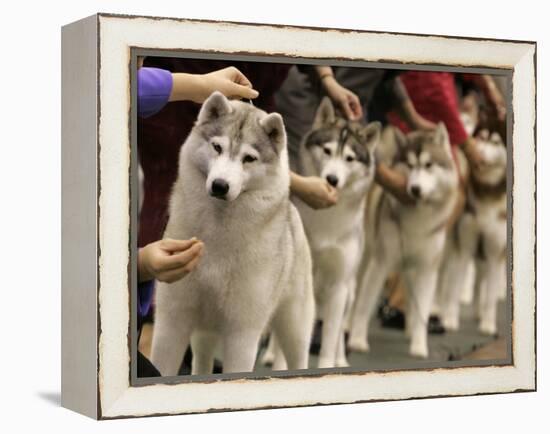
left=163, top=161, right=297, bottom=329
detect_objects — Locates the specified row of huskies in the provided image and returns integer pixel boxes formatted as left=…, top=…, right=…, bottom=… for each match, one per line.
left=149, top=91, right=507, bottom=375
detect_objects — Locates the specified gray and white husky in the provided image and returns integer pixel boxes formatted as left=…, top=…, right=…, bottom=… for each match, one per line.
left=286, top=97, right=380, bottom=368
left=439, top=129, right=507, bottom=334
left=150, top=92, right=315, bottom=375
left=349, top=124, right=459, bottom=358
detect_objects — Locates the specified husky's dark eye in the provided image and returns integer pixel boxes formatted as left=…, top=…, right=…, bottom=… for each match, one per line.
left=346, top=155, right=355, bottom=162
left=242, top=154, right=257, bottom=164
left=425, top=161, right=433, bottom=169
left=323, top=147, right=332, bottom=156
left=212, top=143, right=222, bottom=154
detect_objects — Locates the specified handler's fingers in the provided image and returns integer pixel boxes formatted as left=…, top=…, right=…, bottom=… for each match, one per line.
left=161, top=242, right=204, bottom=270
left=348, top=95, right=363, bottom=120
left=161, top=237, right=199, bottom=253
left=340, top=99, right=355, bottom=120
left=157, top=252, right=203, bottom=283
left=227, top=67, right=254, bottom=88
left=227, top=82, right=259, bottom=100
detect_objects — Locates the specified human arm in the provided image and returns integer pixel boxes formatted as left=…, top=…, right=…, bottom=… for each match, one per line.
left=314, top=66, right=363, bottom=120
left=137, top=66, right=259, bottom=118
left=168, top=66, right=259, bottom=103
left=375, top=163, right=416, bottom=206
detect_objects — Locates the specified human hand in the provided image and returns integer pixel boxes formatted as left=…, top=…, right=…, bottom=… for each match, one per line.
left=187, top=67, right=259, bottom=103
left=411, top=114, right=438, bottom=131
left=321, top=76, right=363, bottom=121
left=291, top=174, right=338, bottom=209
left=138, top=238, right=204, bottom=283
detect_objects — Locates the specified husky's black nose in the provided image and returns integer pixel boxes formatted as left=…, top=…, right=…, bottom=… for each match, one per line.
left=326, top=174, right=339, bottom=187
left=410, top=185, right=421, bottom=198
left=211, top=178, right=229, bottom=198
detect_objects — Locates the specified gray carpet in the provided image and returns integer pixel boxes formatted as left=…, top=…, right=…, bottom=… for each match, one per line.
left=255, top=300, right=509, bottom=373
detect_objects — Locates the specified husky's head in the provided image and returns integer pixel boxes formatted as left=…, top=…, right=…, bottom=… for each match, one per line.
left=301, top=97, right=380, bottom=190
left=472, top=129, right=507, bottom=186
left=393, top=123, right=456, bottom=202
left=185, top=92, right=288, bottom=202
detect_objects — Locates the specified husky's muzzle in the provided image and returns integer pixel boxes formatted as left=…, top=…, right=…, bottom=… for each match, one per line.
left=210, top=178, right=230, bottom=199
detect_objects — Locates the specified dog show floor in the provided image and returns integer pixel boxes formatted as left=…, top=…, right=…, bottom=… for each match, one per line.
left=138, top=300, right=509, bottom=376
left=255, top=300, right=509, bottom=372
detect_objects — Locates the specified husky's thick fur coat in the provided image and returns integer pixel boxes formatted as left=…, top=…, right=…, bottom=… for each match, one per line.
left=293, top=97, right=380, bottom=368
left=150, top=92, right=315, bottom=375
left=349, top=124, right=459, bottom=358
left=439, top=129, right=507, bottom=334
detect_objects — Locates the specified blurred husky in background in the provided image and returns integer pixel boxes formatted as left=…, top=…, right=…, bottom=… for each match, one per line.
left=349, top=124, right=459, bottom=358
left=265, top=97, right=380, bottom=368
left=439, top=129, right=507, bottom=335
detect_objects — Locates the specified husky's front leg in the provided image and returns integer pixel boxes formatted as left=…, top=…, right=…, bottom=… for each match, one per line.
left=335, top=330, right=349, bottom=367
left=440, top=250, right=471, bottom=331
left=272, top=292, right=314, bottom=370
left=190, top=331, right=219, bottom=375
left=318, top=283, right=348, bottom=368
left=260, top=333, right=277, bottom=366
left=348, top=258, right=391, bottom=353
left=479, top=257, right=504, bottom=335
left=405, top=265, right=439, bottom=358
left=222, top=329, right=263, bottom=373
left=150, top=314, right=192, bottom=376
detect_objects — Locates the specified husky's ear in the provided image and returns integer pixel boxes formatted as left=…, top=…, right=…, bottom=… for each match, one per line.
left=490, top=131, right=503, bottom=144
left=312, top=97, right=336, bottom=129
left=260, top=112, right=287, bottom=153
left=434, top=122, right=451, bottom=154
left=197, top=91, right=233, bottom=124
left=360, top=121, right=381, bottom=152
left=477, top=128, right=490, bottom=141
left=392, top=126, right=408, bottom=150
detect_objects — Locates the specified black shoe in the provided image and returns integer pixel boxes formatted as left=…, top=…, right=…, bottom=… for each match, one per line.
left=379, top=305, right=406, bottom=330
left=428, top=315, right=446, bottom=334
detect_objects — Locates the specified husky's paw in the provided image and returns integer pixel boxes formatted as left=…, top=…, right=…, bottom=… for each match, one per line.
left=441, top=315, right=459, bottom=332
left=335, top=357, right=350, bottom=368
left=409, top=342, right=429, bottom=359
left=260, top=350, right=274, bottom=366
left=479, top=319, right=497, bottom=336
left=348, top=337, right=370, bottom=353
left=318, top=357, right=335, bottom=369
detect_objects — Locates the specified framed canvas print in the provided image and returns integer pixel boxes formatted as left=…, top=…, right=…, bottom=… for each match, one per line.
left=61, top=13, right=536, bottom=419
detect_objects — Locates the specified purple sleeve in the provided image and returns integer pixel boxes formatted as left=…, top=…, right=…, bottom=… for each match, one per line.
left=137, top=68, right=173, bottom=118
left=137, top=280, right=155, bottom=318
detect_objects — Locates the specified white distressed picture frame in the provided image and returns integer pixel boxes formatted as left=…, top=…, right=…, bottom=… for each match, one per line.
left=61, top=13, right=536, bottom=419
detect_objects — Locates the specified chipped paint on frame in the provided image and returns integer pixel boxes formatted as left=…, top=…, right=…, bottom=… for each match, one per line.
left=89, top=13, right=536, bottom=419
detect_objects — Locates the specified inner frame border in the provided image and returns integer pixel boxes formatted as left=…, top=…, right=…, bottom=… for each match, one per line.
left=128, top=47, right=515, bottom=388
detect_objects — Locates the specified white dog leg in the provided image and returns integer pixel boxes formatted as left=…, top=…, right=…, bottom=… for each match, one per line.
left=318, top=284, right=348, bottom=368
left=406, top=266, right=439, bottom=358
left=497, top=260, right=507, bottom=301
left=222, top=329, right=263, bottom=373
left=272, top=295, right=314, bottom=371
left=479, top=258, right=502, bottom=335
left=335, top=330, right=349, bottom=367
left=190, top=331, right=219, bottom=375
left=150, top=316, right=192, bottom=376
left=474, top=260, right=488, bottom=320
left=460, top=261, right=476, bottom=305
left=348, top=258, right=390, bottom=353
left=440, top=251, right=470, bottom=331
left=260, top=333, right=277, bottom=366
left=272, top=339, right=288, bottom=371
